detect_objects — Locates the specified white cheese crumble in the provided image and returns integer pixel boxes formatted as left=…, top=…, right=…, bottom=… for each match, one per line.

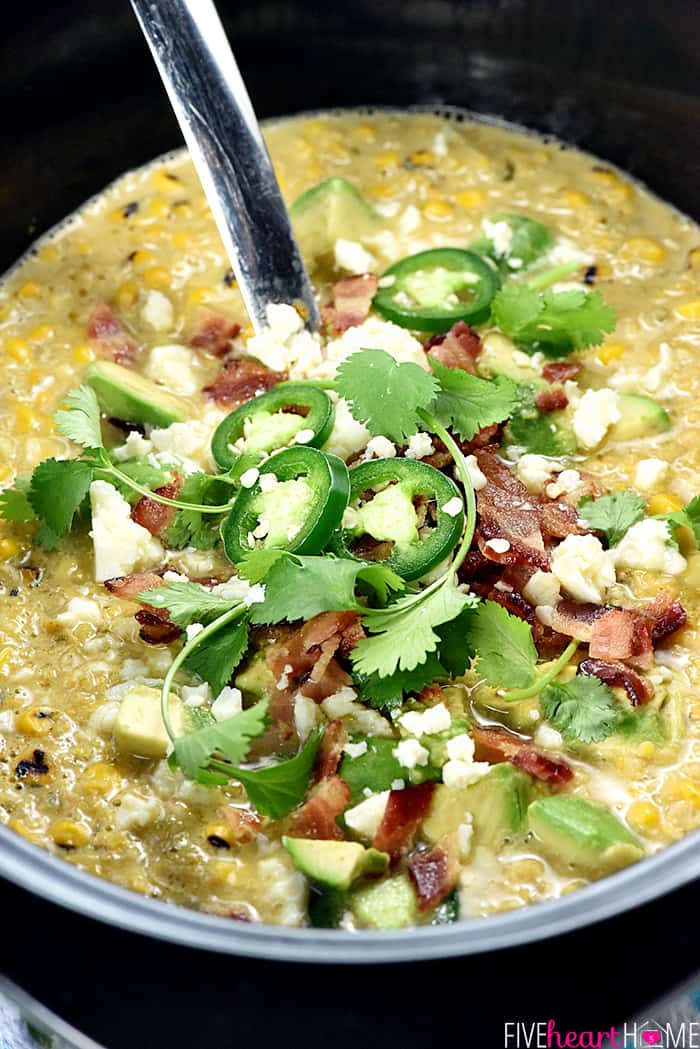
left=344, top=790, right=390, bottom=841
left=246, top=303, right=323, bottom=377
left=89, top=480, right=164, bottom=582
left=334, top=238, right=376, bottom=273
left=445, top=733, right=476, bottom=762
left=545, top=469, right=582, bottom=500
left=442, top=758, right=490, bottom=790
left=609, top=343, right=673, bottom=397
left=141, top=289, right=174, bottom=331
left=441, top=496, right=463, bottom=518
left=293, top=693, right=319, bottom=742
left=364, top=435, right=397, bottom=459
left=534, top=723, right=564, bottom=750
left=613, top=519, right=686, bottom=575
left=294, top=428, right=315, bottom=445
left=523, top=569, right=561, bottom=608
left=181, top=683, right=211, bottom=707
left=323, top=397, right=371, bottom=460
left=211, top=686, right=243, bottom=721
left=457, top=816, right=474, bottom=860
left=394, top=738, right=430, bottom=770
left=398, top=702, right=451, bottom=737
left=405, top=432, right=435, bottom=460
left=485, top=537, right=510, bottom=554
left=482, top=218, right=513, bottom=258
left=112, top=430, right=154, bottom=461
left=516, top=453, right=563, bottom=494
left=462, top=454, right=488, bottom=491
left=550, top=533, right=616, bottom=603
left=114, top=790, right=164, bottom=832
left=239, top=467, right=260, bottom=489
left=56, top=596, right=102, bottom=627
left=634, top=458, right=669, bottom=491
left=185, top=622, right=204, bottom=642
left=212, top=577, right=266, bottom=607
left=572, top=388, right=620, bottom=450
left=343, top=740, right=368, bottom=759
left=321, top=686, right=393, bottom=738
left=145, top=344, right=200, bottom=396
left=149, top=419, right=216, bottom=473
left=324, top=317, right=428, bottom=376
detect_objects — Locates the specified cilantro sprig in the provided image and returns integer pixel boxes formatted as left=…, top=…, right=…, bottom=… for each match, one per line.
left=491, top=284, right=616, bottom=358
left=335, top=349, right=438, bottom=442
left=578, top=491, right=646, bottom=547
left=541, top=676, right=620, bottom=743
left=667, top=495, right=700, bottom=544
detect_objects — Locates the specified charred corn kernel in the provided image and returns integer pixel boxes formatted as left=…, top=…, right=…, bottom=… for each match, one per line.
left=562, top=190, right=590, bottom=209
left=151, top=169, right=180, bottom=193
left=4, top=337, right=31, bottom=363
left=422, top=198, right=453, bottom=221
left=129, top=249, right=154, bottom=267
left=17, top=280, right=41, bottom=300
left=455, top=188, right=486, bottom=209
left=409, top=149, right=435, bottom=166
left=51, top=819, right=92, bottom=848
left=374, top=151, right=400, bottom=168
left=143, top=266, right=171, bottom=290
left=596, top=341, right=626, bottom=364
left=188, top=287, right=215, bottom=306
left=624, top=237, right=666, bottom=263
left=80, top=762, right=123, bottom=795
left=147, top=196, right=170, bottom=219
left=353, top=123, right=377, bottom=144
left=39, top=244, right=59, bottom=263
left=28, top=323, right=53, bottom=342
left=688, top=247, right=700, bottom=270
left=637, top=741, right=657, bottom=760
left=0, top=538, right=20, bottom=560
left=172, top=201, right=193, bottom=219
left=15, top=405, right=39, bottom=433
left=647, top=492, right=683, bottom=515
left=627, top=800, right=660, bottom=831
left=16, top=707, right=53, bottom=736
left=205, top=822, right=235, bottom=848
left=8, top=819, right=42, bottom=843
left=677, top=301, right=700, bottom=320
left=115, top=281, right=139, bottom=310
left=71, top=342, right=95, bottom=365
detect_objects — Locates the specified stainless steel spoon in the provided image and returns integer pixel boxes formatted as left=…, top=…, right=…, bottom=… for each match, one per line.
left=130, top=0, right=320, bottom=333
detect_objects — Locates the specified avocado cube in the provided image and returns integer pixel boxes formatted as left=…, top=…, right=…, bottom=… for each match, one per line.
left=350, top=873, right=418, bottom=930
left=423, top=763, right=530, bottom=850
left=235, top=655, right=276, bottom=701
left=609, top=394, right=671, bottom=443
left=86, top=360, right=189, bottom=428
left=290, top=176, right=378, bottom=260
left=282, top=837, right=388, bottom=891
left=528, top=795, right=644, bottom=875
left=113, top=684, right=185, bottom=760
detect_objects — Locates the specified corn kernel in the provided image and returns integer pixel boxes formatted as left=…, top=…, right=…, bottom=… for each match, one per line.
left=17, top=280, right=41, bottom=300
left=562, top=190, right=590, bottom=209
left=0, top=537, right=20, bottom=561
left=147, top=196, right=171, bottom=219
left=596, top=341, right=626, bottom=364
left=8, top=819, right=42, bottom=843
left=205, top=822, right=236, bottom=848
left=663, top=777, right=700, bottom=805
left=422, top=198, right=453, bottom=221
left=623, top=237, right=666, bottom=263
left=627, top=800, right=660, bottom=831
left=143, top=267, right=171, bottom=291
left=114, top=281, right=139, bottom=310
left=688, top=247, right=700, bottom=270
left=51, top=819, right=92, bottom=849
left=15, top=405, right=39, bottom=434
left=374, top=151, right=400, bottom=168
left=455, top=189, right=487, bottom=209
left=172, top=201, right=193, bottom=220
left=150, top=169, right=181, bottom=193
left=0, top=648, right=12, bottom=670
left=80, top=762, right=123, bottom=795
left=75, top=242, right=93, bottom=256
left=39, top=244, right=59, bottom=263
left=129, top=249, right=154, bottom=268
left=28, top=323, right=54, bottom=342
left=637, top=741, right=656, bottom=760
left=187, top=287, right=215, bottom=306
left=677, top=301, right=700, bottom=320
left=647, top=492, right=683, bottom=515
left=353, top=123, right=377, bottom=144
left=16, top=707, right=54, bottom=736
left=409, top=149, right=435, bottom=166
left=172, top=231, right=191, bottom=250
left=3, top=337, right=31, bottom=363
left=591, top=168, right=621, bottom=186
left=71, top=342, right=96, bottom=365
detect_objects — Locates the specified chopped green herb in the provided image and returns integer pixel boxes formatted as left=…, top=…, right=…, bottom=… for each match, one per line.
left=184, top=617, right=250, bottom=696
left=578, top=491, right=646, bottom=547
left=429, top=358, right=517, bottom=442
left=541, top=676, right=620, bottom=743
left=491, top=284, right=616, bottom=357
left=466, top=600, right=537, bottom=690
left=335, top=347, right=438, bottom=442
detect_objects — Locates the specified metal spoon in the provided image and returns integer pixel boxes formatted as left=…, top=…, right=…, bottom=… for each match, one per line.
left=130, top=0, right=320, bottom=333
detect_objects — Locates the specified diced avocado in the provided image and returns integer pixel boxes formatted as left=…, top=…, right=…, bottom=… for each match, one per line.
left=283, top=837, right=389, bottom=891
left=113, top=683, right=186, bottom=760
left=506, top=382, right=576, bottom=457
left=350, top=872, right=418, bottom=930
left=528, top=795, right=644, bottom=875
left=235, top=653, right=275, bottom=700
left=86, top=360, right=189, bottom=428
left=290, top=176, right=378, bottom=261
left=474, top=687, right=543, bottom=734
left=308, top=886, right=348, bottom=929
left=423, top=763, right=530, bottom=850
left=477, top=333, right=543, bottom=383
left=607, top=393, right=671, bottom=443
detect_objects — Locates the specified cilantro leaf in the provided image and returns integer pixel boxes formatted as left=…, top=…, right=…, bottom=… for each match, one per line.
left=356, top=654, right=446, bottom=710
left=231, top=728, right=323, bottom=818
left=541, top=675, right=621, bottom=743
left=335, top=348, right=438, bottom=442
left=53, top=386, right=104, bottom=449
left=0, top=475, right=37, bottom=523
left=353, top=578, right=475, bottom=678
left=430, top=358, right=517, bottom=442
left=35, top=523, right=62, bottom=550
left=173, top=699, right=269, bottom=785
left=184, top=617, right=249, bottom=696
left=97, top=458, right=173, bottom=506
left=339, top=737, right=408, bottom=800
left=667, top=495, right=700, bottom=544
left=140, top=582, right=241, bottom=628
left=578, top=491, right=646, bottom=547
left=248, top=553, right=404, bottom=625
left=466, top=600, right=537, bottom=689
left=506, top=382, right=575, bottom=456
left=27, top=459, right=94, bottom=537
left=237, top=548, right=288, bottom=584
left=492, top=285, right=616, bottom=358
left=162, top=472, right=230, bottom=550
left=433, top=608, right=477, bottom=677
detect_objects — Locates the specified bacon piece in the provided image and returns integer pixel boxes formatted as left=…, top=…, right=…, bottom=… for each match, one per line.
left=372, top=783, right=435, bottom=859
left=424, top=321, right=482, bottom=374
left=190, top=311, right=241, bottom=356
left=131, top=476, right=182, bottom=537
left=471, top=726, right=573, bottom=783
left=314, top=720, right=347, bottom=783
left=321, top=274, right=377, bottom=334
left=550, top=600, right=611, bottom=642
left=535, top=387, right=568, bottom=413
left=538, top=499, right=585, bottom=540
left=104, top=570, right=164, bottom=600
left=87, top=299, right=139, bottom=364
left=487, top=584, right=536, bottom=623
left=287, top=775, right=350, bottom=840
left=203, top=355, right=287, bottom=407
left=511, top=748, right=574, bottom=784
left=134, top=608, right=182, bottom=645
left=643, top=593, right=687, bottom=644
left=541, top=360, right=582, bottom=383
left=267, top=611, right=361, bottom=702
left=408, top=840, right=459, bottom=912
left=475, top=450, right=548, bottom=570
left=579, top=658, right=653, bottom=706
left=221, top=807, right=263, bottom=844
left=589, top=607, right=653, bottom=670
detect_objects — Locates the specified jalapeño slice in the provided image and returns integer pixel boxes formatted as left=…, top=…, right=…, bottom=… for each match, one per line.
left=373, top=248, right=500, bottom=332
left=330, top=457, right=464, bottom=581
left=222, top=445, right=350, bottom=563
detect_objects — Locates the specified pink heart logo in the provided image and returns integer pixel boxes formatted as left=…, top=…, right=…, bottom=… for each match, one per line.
left=642, top=1034, right=661, bottom=1046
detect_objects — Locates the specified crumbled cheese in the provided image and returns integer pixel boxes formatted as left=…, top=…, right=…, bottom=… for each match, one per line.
left=545, top=469, right=582, bottom=500
left=321, top=686, right=393, bottom=737
left=149, top=419, right=216, bottom=473
left=323, top=397, right=371, bottom=460
left=344, top=790, right=390, bottom=841
left=324, top=317, right=428, bottom=376
left=394, top=738, right=430, bottom=769
left=405, top=432, right=435, bottom=460
left=0, top=710, right=15, bottom=732
left=56, top=596, right=102, bottom=627
left=245, top=303, right=323, bottom=378
left=445, top=733, right=476, bottom=762
left=523, top=569, right=561, bottom=608
left=572, top=388, right=620, bottom=450
left=344, top=740, right=368, bottom=759
left=613, top=519, right=686, bottom=575
left=334, top=238, right=376, bottom=273
left=634, top=458, right=669, bottom=491
left=462, top=454, right=488, bottom=491
left=114, top=790, right=164, bottom=832
left=398, top=702, right=451, bottom=737
left=258, top=472, right=278, bottom=493
left=163, top=570, right=188, bottom=583
left=90, top=701, right=121, bottom=736
left=485, top=537, right=510, bottom=554
left=534, top=723, right=564, bottom=750
left=185, top=622, right=204, bottom=642
left=112, top=430, right=154, bottom=461
left=256, top=855, right=307, bottom=926
left=442, top=758, right=490, bottom=790
left=145, top=344, right=200, bottom=396
left=294, top=428, right=315, bottom=445
left=365, top=435, right=396, bottom=459
left=550, top=533, right=616, bottom=603
left=293, top=693, right=319, bottom=742
left=457, top=817, right=474, bottom=860
left=609, top=343, right=673, bottom=397
left=541, top=237, right=591, bottom=270
left=212, top=577, right=266, bottom=607
left=399, top=205, right=421, bottom=235
left=535, top=605, right=556, bottom=627
left=211, top=686, right=243, bottom=721
left=141, top=289, right=174, bottom=331
left=240, top=467, right=260, bottom=489
left=516, top=454, right=563, bottom=494
left=432, top=130, right=448, bottom=157
left=181, top=683, right=211, bottom=708
left=482, top=218, right=513, bottom=258
left=441, top=496, right=463, bottom=518
left=89, top=480, right=164, bottom=582
left=342, top=506, right=360, bottom=529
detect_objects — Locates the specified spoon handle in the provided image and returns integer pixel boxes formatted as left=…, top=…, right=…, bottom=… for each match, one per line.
left=130, top=0, right=320, bottom=333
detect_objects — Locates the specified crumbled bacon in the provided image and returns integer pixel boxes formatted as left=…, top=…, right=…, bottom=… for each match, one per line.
left=535, top=387, right=568, bottom=413
left=579, top=659, right=653, bottom=706
left=589, top=607, right=653, bottom=669
left=131, top=476, right=182, bottom=537
left=267, top=611, right=362, bottom=702
left=487, top=584, right=536, bottom=623
left=221, top=807, right=262, bottom=844
left=424, top=321, right=482, bottom=373
left=314, top=720, right=347, bottom=782
left=87, top=299, right=139, bottom=364
left=408, top=840, right=459, bottom=912
left=203, top=355, right=287, bottom=407
left=422, top=423, right=503, bottom=471
left=474, top=450, right=548, bottom=570
left=372, top=783, right=435, bottom=859
left=537, top=498, right=585, bottom=540
left=511, top=748, right=574, bottom=784
left=471, top=726, right=573, bottom=783
left=321, top=274, right=378, bottom=334
left=550, top=600, right=611, bottom=642
left=287, top=775, right=350, bottom=840
left=104, top=570, right=165, bottom=601
left=541, top=360, right=582, bottom=383
left=134, top=608, right=182, bottom=645
left=190, top=311, right=241, bottom=357
left=643, top=593, right=687, bottom=644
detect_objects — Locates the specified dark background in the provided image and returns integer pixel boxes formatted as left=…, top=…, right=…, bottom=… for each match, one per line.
left=1, top=1, right=699, bottom=1044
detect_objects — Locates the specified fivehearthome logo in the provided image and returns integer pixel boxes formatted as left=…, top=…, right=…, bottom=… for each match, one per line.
left=504, top=1019, right=700, bottom=1047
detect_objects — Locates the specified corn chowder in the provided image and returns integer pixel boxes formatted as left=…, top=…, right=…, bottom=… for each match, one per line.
left=0, top=109, right=699, bottom=930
